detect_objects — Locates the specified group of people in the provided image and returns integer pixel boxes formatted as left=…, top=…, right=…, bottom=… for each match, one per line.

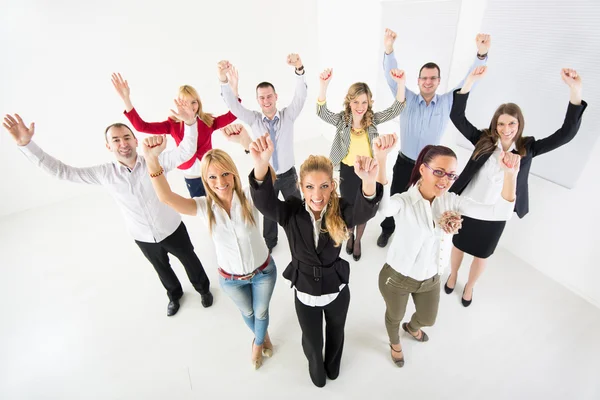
left=3, top=28, right=586, bottom=388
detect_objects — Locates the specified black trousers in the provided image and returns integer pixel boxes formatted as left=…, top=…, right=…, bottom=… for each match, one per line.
left=380, top=152, right=416, bottom=234
left=294, top=286, right=351, bottom=387
left=135, top=222, right=210, bottom=301
left=263, top=167, right=301, bottom=248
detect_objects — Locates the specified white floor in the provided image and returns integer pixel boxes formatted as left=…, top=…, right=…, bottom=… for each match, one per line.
left=1, top=139, right=599, bottom=400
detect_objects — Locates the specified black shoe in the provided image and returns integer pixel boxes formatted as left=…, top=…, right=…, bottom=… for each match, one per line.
left=201, top=292, right=213, bottom=308
left=444, top=275, right=455, bottom=294
left=167, top=300, right=180, bottom=317
left=461, top=288, right=473, bottom=307
left=325, top=365, right=339, bottom=380
left=377, top=232, right=392, bottom=248
left=345, top=233, right=354, bottom=255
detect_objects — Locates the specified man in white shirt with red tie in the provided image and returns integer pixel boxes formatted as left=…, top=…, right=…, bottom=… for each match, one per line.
left=3, top=100, right=213, bottom=317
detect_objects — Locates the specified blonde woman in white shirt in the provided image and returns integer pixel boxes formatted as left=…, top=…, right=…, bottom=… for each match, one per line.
left=143, top=126, right=276, bottom=370
left=372, top=133, right=520, bottom=367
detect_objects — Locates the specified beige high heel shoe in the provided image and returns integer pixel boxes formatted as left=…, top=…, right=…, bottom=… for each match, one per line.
left=262, top=333, right=273, bottom=358
left=252, top=339, right=263, bottom=370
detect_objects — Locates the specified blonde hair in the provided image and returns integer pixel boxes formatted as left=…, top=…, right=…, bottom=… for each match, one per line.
left=343, top=82, right=374, bottom=130
left=299, top=155, right=348, bottom=247
left=175, top=85, right=215, bottom=127
left=200, top=149, right=256, bottom=233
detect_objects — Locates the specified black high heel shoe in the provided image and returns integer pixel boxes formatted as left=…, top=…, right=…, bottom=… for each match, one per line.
left=345, top=232, right=354, bottom=255
left=462, top=287, right=473, bottom=307
left=444, top=275, right=455, bottom=294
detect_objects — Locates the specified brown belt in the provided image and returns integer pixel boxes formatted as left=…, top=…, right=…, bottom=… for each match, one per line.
left=218, top=256, right=271, bottom=281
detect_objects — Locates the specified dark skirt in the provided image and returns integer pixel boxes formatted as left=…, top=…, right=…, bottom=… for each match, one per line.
left=452, top=216, right=506, bottom=259
left=339, top=162, right=362, bottom=206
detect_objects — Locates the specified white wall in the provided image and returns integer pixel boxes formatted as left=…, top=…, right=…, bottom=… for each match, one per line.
left=0, top=0, right=320, bottom=218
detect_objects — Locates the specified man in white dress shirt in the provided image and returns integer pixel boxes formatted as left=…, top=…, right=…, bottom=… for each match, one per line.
left=218, top=55, right=307, bottom=251
left=3, top=102, right=213, bottom=317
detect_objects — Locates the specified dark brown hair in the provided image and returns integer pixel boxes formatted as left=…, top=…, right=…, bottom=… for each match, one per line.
left=419, top=62, right=441, bottom=79
left=408, top=145, right=457, bottom=188
left=104, top=123, right=136, bottom=143
left=472, top=103, right=526, bottom=160
left=256, top=82, right=276, bottom=94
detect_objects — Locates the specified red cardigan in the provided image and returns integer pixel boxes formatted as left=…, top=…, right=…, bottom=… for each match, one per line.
left=124, top=107, right=237, bottom=170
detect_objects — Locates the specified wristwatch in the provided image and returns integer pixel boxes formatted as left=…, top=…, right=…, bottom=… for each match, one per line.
left=477, top=53, right=488, bottom=60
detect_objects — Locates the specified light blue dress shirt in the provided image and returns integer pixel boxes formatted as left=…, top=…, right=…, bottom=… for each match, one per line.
left=383, top=52, right=487, bottom=160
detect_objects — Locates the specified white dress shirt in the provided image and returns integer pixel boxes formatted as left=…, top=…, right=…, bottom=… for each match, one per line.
left=461, top=142, right=517, bottom=204
left=379, top=183, right=514, bottom=281
left=194, top=187, right=269, bottom=276
left=221, top=73, right=308, bottom=175
left=18, top=123, right=199, bottom=243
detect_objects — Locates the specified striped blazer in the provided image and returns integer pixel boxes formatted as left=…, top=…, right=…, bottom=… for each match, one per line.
left=317, top=99, right=405, bottom=167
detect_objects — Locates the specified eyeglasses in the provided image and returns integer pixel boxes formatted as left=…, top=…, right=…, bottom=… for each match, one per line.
left=424, top=163, right=459, bottom=181
left=418, top=76, right=440, bottom=81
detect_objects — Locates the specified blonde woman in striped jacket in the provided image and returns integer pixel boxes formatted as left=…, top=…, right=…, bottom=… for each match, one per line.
left=316, top=68, right=406, bottom=260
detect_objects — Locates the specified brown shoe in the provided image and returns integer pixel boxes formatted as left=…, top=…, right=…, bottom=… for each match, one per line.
left=402, top=322, right=429, bottom=342
left=389, top=344, right=404, bottom=367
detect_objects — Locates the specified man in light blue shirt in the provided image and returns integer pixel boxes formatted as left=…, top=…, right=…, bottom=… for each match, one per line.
left=377, top=29, right=491, bottom=247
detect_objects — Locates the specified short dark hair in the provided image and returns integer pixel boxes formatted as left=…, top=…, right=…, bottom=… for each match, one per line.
left=419, top=62, right=441, bottom=79
left=256, top=82, right=276, bottom=94
left=104, top=123, right=136, bottom=143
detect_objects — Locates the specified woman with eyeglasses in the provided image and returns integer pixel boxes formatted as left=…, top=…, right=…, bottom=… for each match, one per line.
left=315, top=67, right=406, bottom=261
left=372, top=133, right=519, bottom=367
left=445, top=67, right=586, bottom=307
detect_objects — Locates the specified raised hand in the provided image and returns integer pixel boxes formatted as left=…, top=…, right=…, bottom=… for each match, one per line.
left=467, top=66, right=487, bottom=83
left=221, top=123, right=252, bottom=148
left=3, top=114, right=35, bottom=146
left=142, top=135, right=168, bottom=158
left=319, top=68, right=333, bottom=84
left=217, top=60, right=232, bottom=82
left=476, top=33, right=491, bottom=55
left=384, top=28, right=397, bottom=55
left=169, top=98, right=196, bottom=125
left=111, top=73, right=131, bottom=100
left=354, top=155, right=379, bottom=183
left=499, top=151, right=521, bottom=176
left=390, top=69, right=406, bottom=85
left=250, top=133, right=275, bottom=167
left=373, top=133, right=398, bottom=160
left=561, top=68, right=582, bottom=91
left=287, top=53, right=303, bottom=69
left=226, top=65, right=239, bottom=96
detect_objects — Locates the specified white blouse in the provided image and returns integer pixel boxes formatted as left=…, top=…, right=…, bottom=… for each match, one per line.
left=461, top=142, right=516, bottom=205
left=194, top=187, right=269, bottom=276
left=379, top=183, right=514, bottom=281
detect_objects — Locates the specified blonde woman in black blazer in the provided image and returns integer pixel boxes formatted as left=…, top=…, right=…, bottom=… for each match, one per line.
left=446, top=67, right=586, bottom=306
left=248, top=133, right=383, bottom=388
left=315, top=68, right=405, bottom=260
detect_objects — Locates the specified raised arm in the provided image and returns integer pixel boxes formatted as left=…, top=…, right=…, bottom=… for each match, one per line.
left=158, top=99, right=199, bottom=172
left=221, top=124, right=253, bottom=152
left=248, top=134, right=294, bottom=225
left=343, top=155, right=383, bottom=227
left=144, top=136, right=198, bottom=216
left=112, top=72, right=172, bottom=134
left=373, top=69, right=407, bottom=125
left=285, top=53, right=308, bottom=120
left=450, top=66, right=488, bottom=145
left=530, top=68, right=587, bottom=158
left=373, top=133, right=406, bottom=217
left=316, top=68, right=343, bottom=126
left=458, top=152, right=519, bottom=220
left=4, top=114, right=105, bottom=184
left=449, top=34, right=491, bottom=93
left=219, top=61, right=258, bottom=125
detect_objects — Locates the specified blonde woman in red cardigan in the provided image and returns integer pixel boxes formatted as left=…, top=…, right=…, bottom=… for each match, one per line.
left=111, top=73, right=239, bottom=197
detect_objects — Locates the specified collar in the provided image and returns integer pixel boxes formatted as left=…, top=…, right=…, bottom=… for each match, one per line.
left=497, top=141, right=517, bottom=152
left=262, top=110, right=280, bottom=122
left=304, top=200, right=328, bottom=223
left=407, top=184, right=425, bottom=205
left=115, top=155, right=141, bottom=172
left=211, top=190, right=240, bottom=212
left=418, top=93, right=438, bottom=105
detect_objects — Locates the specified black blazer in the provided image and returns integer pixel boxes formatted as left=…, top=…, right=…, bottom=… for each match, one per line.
left=249, top=168, right=383, bottom=296
left=449, top=90, right=587, bottom=218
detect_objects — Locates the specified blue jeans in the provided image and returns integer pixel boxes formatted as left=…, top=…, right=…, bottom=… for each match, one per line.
left=219, top=258, right=277, bottom=345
